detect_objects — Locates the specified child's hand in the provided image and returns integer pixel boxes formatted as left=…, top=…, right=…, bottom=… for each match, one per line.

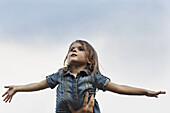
left=2, top=86, right=17, bottom=103
left=146, top=90, right=166, bottom=98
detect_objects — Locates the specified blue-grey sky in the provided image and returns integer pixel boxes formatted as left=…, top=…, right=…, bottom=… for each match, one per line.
left=0, top=0, right=169, bottom=113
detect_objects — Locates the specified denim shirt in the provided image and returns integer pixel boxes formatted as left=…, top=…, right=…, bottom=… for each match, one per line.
left=46, top=68, right=110, bottom=113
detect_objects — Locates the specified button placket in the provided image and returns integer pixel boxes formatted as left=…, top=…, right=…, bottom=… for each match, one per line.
left=74, top=76, right=80, bottom=106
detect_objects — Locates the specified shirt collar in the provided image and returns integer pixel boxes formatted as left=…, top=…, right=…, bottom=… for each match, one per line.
left=63, top=69, right=89, bottom=76
left=63, top=70, right=71, bottom=76
left=80, top=69, right=89, bottom=75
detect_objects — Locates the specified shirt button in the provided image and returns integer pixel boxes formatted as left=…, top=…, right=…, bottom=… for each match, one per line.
left=75, top=97, right=78, bottom=100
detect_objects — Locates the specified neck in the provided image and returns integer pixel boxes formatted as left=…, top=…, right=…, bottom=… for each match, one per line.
left=69, top=64, right=87, bottom=76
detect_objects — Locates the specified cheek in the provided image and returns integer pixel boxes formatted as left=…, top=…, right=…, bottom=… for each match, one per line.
left=78, top=52, right=85, bottom=57
left=80, top=54, right=88, bottom=61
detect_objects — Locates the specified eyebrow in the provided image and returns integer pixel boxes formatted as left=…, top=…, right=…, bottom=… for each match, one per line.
left=70, top=45, right=83, bottom=49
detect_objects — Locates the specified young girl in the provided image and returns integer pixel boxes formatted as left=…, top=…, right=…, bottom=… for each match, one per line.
left=2, top=40, right=166, bottom=113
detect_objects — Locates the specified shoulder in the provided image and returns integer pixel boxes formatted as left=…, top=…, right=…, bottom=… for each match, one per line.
left=93, top=71, right=111, bottom=83
left=46, top=68, right=63, bottom=78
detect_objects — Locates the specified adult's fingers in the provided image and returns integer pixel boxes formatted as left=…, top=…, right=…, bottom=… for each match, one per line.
left=83, top=92, right=89, bottom=107
left=88, top=94, right=94, bottom=108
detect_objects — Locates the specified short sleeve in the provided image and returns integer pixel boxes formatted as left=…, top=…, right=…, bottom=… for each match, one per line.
left=46, top=69, right=62, bottom=89
left=94, top=74, right=111, bottom=92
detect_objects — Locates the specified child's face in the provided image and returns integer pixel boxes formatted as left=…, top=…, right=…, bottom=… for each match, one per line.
left=67, top=42, right=89, bottom=66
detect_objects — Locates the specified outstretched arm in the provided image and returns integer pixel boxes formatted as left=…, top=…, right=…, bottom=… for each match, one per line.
left=2, top=80, right=49, bottom=103
left=105, top=82, right=166, bottom=98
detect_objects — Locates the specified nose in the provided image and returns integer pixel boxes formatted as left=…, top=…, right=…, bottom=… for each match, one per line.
left=73, top=48, right=77, bottom=52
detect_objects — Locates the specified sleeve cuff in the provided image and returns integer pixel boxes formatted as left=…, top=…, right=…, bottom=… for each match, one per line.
left=103, top=78, right=110, bottom=91
left=46, top=75, right=55, bottom=89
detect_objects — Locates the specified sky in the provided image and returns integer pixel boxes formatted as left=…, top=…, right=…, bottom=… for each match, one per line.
left=0, top=0, right=170, bottom=113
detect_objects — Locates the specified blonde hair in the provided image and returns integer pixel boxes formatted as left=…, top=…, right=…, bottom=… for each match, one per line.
left=62, top=40, right=102, bottom=75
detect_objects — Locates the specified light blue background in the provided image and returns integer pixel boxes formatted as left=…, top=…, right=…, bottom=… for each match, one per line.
left=0, top=0, right=169, bottom=113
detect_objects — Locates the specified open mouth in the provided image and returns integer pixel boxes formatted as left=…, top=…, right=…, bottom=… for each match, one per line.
left=71, top=53, right=77, bottom=57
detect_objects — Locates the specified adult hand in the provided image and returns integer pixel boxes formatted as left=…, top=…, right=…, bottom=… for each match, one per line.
left=68, top=92, right=94, bottom=113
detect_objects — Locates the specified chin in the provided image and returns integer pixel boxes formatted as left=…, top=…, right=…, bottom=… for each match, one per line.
left=68, top=60, right=77, bottom=65
left=68, top=60, right=86, bottom=66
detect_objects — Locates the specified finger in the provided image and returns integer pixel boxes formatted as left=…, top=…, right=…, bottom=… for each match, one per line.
left=3, top=95, right=9, bottom=101
left=160, top=91, right=166, bottom=94
left=2, top=91, right=8, bottom=97
left=154, top=91, right=166, bottom=97
left=4, top=95, right=10, bottom=103
left=155, top=91, right=163, bottom=95
left=89, top=106, right=94, bottom=113
left=5, top=98, right=10, bottom=103
left=83, top=92, right=89, bottom=107
left=4, top=86, right=10, bottom=88
left=88, top=94, right=94, bottom=107
left=4, top=95, right=10, bottom=102
left=67, top=104, right=75, bottom=112
left=9, top=96, right=13, bottom=103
